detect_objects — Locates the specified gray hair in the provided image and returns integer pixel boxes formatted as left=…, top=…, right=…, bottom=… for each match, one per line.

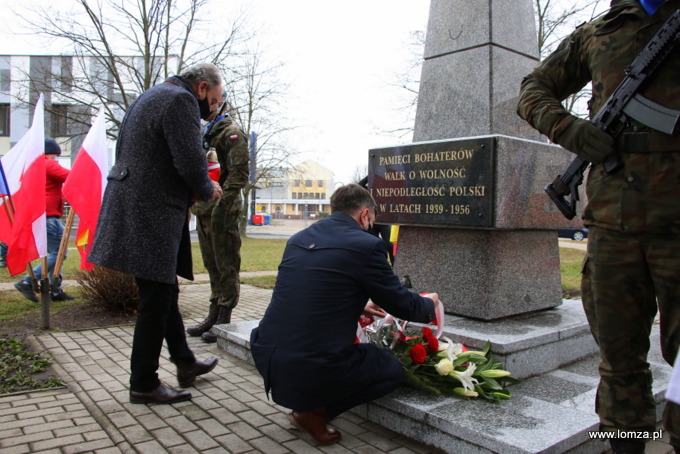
left=181, top=63, right=222, bottom=89
left=330, top=183, right=377, bottom=214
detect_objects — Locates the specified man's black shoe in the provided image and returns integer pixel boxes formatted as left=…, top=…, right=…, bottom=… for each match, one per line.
left=173, top=357, right=219, bottom=388
left=129, top=383, right=191, bottom=404
left=51, top=291, right=75, bottom=301
left=14, top=281, right=38, bottom=302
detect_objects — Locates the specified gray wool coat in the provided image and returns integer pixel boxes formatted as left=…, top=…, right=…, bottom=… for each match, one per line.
left=89, top=77, right=215, bottom=284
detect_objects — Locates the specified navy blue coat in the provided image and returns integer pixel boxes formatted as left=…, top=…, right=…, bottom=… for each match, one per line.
left=250, top=211, right=435, bottom=411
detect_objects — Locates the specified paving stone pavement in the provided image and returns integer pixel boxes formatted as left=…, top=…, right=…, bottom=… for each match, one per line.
left=0, top=282, right=446, bottom=454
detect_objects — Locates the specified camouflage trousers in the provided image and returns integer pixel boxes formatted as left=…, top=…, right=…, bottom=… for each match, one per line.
left=582, top=226, right=680, bottom=444
left=195, top=197, right=242, bottom=309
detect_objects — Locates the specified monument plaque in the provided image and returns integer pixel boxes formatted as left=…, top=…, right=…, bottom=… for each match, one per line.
left=368, top=138, right=494, bottom=227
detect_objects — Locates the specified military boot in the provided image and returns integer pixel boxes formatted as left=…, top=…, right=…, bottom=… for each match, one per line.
left=186, top=303, right=219, bottom=337
left=201, top=307, right=232, bottom=343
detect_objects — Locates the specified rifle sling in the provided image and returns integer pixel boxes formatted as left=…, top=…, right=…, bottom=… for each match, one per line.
left=616, top=132, right=680, bottom=152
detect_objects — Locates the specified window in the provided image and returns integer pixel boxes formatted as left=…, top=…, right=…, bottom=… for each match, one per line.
left=0, top=70, right=10, bottom=92
left=60, top=57, right=73, bottom=93
left=51, top=104, right=69, bottom=137
left=321, top=193, right=326, bottom=199
left=294, top=180, right=300, bottom=187
left=318, top=180, right=323, bottom=187
left=305, top=180, right=312, bottom=187
left=292, top=193, right=296, bottom=199
left=0, top=104, right=9, bottom=136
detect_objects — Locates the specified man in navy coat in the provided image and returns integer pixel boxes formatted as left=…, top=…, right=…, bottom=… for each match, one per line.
left=250, top=183, right=439, bottom=445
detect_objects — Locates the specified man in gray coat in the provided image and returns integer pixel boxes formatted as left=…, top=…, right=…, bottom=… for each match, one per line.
left=89, top=63, right=224, bottom=405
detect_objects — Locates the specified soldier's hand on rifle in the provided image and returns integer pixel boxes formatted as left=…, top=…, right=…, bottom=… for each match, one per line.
left=209, top=180, right=223, bottom=201
left=556, top=118, right=614, bottom=164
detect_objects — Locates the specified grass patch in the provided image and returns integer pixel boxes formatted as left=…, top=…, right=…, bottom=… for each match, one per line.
left=0, top=287, right=87, bottom=324
left=0, top=337, right=65, bottom=393
left=191, top=237, right=287, bottom=274
left=1, top=236, right=287, bottom=284
left=560, top=247, right=586, bottom=298
left=242, top=275, right=277, bottom=289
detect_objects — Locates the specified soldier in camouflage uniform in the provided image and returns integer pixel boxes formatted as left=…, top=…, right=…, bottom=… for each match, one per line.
left=517, top=1, right=680, bottom=452
left=187, top=114, right=249, bottom=343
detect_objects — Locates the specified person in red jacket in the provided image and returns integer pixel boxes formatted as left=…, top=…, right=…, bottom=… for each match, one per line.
left=14, top=138, right=75, bottom=302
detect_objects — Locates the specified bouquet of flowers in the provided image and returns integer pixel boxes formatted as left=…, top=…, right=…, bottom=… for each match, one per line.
left=358, top=314, right=518, bottom=403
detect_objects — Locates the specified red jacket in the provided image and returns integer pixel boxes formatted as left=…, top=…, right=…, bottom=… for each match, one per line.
left=45, top=156, right=69, bottom=217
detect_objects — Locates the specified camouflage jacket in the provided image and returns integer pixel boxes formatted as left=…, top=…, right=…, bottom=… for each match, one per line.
left=192, top=116, right=250, bottom=216
left=518, top=0, right=680, bottom=234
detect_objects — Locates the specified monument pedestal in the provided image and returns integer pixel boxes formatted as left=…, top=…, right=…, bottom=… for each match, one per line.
left=396, top=228, right=562, bottom=320
left=214, top=314, right=672, bottom=454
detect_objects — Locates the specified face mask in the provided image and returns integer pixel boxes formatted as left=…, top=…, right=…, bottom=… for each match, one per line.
left=198, top=94, right=212, bottom=120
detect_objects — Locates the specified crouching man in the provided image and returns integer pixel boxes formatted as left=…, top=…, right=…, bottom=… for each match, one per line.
left=250, top=183, right=439, bottom=445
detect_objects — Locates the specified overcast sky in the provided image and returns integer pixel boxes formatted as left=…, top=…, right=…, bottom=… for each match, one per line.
left=236, top=0, right=431, bottom=185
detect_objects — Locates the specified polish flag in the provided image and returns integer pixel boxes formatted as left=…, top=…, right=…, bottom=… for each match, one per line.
left=62, top=107, right=108, bottom=271
left=0, top=95, right=47, bottom=276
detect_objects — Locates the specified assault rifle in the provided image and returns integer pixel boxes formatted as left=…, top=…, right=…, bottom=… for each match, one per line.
left=545, top=8, right=680, bottom=220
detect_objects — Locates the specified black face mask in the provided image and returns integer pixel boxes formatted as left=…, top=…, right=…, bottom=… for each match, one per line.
left=198, top=94, right=212, bottom=120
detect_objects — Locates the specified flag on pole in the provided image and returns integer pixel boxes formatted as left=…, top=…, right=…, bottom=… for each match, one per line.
left=0, top=95, right=47, bottom=275
left=62, top=106, right=108, bottom=271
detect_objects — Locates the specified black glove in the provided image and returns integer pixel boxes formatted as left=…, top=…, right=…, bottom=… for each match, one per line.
left=555, top=118, right=614, bottom=164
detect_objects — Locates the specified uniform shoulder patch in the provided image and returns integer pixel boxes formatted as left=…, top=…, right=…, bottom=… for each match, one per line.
left=230, top=134, right=239, bottom=140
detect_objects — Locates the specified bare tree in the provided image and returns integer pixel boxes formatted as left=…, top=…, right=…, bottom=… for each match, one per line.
left=349, top=164, right=369, bottom=184
left=382, top=30, right=425, bottom=140
left=224, top=44, right=300, bottom=235
left=535, top=0, right=607, bottom=58
left=10, top=0, right=251, bottom=139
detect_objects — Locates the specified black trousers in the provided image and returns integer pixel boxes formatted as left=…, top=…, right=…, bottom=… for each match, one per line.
left=129, top=277, right=195, bottom=392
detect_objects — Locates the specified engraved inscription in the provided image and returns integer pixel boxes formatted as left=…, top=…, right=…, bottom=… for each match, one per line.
left=368, top=138, right=493, bottom=227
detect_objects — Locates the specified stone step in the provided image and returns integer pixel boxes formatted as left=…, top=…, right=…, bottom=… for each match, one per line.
left=213, top=310, right=672, bottom=454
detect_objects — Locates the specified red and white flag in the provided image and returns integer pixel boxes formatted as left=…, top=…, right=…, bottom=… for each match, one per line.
left=62, top=107, right=108, bottom=271
left=0, top=95, right=47, bottom=275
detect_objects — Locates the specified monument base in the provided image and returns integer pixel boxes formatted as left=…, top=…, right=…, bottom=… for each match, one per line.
left=214, top=304, right=673, bottom=453
left=395, top=227, right=563, bottom=320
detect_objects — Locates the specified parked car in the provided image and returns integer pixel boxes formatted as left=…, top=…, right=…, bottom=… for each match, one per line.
left=558, top=228, right=589, bottom=241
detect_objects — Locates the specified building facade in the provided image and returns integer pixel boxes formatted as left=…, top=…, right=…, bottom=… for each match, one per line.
left=256, top=159, right=335, bottom=220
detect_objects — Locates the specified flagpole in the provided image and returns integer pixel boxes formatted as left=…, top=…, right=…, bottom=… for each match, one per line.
left=2, top=196, right=14, bottom=223
left=40, top=255, right=50, bottom=330
left=52, top=209, right=75, bottom=290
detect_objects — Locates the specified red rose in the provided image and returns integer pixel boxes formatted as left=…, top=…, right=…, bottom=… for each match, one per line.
left=409, top=343, right=427, bottom=364
left=359, top=315, right=374, bottom=328
left=427, top=336, right=439, bottom=353
left=422, top=327, right=439, bottom=352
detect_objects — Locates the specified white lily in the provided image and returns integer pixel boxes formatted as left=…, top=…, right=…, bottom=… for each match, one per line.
left=436, top=337, right=463, bottom=362
left=449, top=363, right=479, bottom=391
